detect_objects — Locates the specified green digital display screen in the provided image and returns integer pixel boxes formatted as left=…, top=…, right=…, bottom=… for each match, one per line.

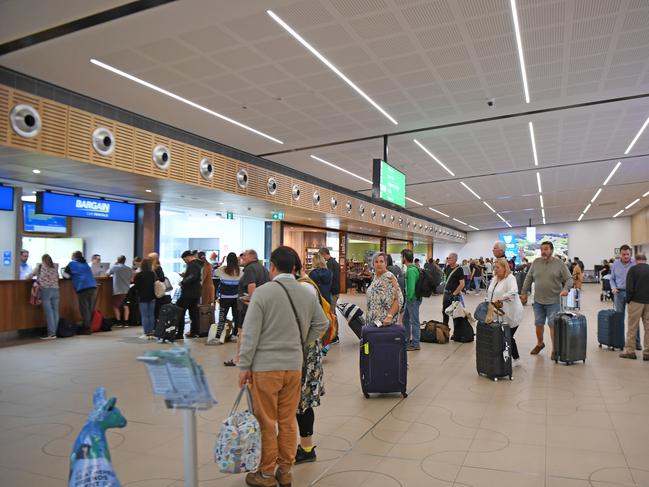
left=379, top=160, right=406, bottom=207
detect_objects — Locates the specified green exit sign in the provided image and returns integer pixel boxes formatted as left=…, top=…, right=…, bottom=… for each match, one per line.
left=226, top=212, right=234, bottom=220
left=271, top=211, right=285, bottom=220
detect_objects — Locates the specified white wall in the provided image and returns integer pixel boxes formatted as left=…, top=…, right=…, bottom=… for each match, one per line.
left=72, top=218, right=135, bottom=263
left=0, top=207, right=17, bottom=279
left=455, top=217, right=631, bottom=269
left=433, top=241, right=464, bottom=261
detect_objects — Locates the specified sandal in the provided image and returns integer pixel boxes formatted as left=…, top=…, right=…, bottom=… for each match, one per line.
left=223, top=359, right=236, bottom=367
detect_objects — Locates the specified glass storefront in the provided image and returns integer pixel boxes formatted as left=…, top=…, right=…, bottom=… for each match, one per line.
left=282, top=225, right=339, bottom=273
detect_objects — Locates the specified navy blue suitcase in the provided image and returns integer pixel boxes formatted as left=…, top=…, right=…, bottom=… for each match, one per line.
left=360, top=325, right=408, bottom=398
left=554, top=311, right=587, bottom=365
left=597, top=309, right=625, bottom=350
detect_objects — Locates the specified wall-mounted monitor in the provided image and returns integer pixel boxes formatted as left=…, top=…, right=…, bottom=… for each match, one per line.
left=0, top=186, right=14, bottom=211
left=37, top=192, right=136, bottom=223
left=372, top=159, right=406, bottom=208
left=22, top=202, right=70, bottom=235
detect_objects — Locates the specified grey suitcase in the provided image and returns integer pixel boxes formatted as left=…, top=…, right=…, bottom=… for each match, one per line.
left=553, top=292, right=586, bottom=366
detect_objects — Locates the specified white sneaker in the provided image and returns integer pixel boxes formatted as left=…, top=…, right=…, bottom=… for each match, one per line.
left=40, top=335, right=57, bottom=340
left=138, top=334, right=149, bottom=340
left=513, top=358, right=521, bottom=367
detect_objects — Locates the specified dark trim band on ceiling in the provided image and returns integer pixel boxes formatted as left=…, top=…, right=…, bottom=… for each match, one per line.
left=258, top=92, right=649, bottom=157
left=0, top=0, right=177, bottom=56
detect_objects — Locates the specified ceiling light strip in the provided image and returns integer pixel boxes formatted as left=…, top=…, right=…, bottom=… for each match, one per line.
left=429, top=207, right=450, bottom=218
left=267, top=10, right=398, bottom=125
left=453, top=218, right=467, bottom=225
left=583, top=203, right=591, bottom=214
left=310, top=155, right=372, bottom=185
left=468, top=225, right=480, bottom=231
left=509, top=0, right=530, bottom=103
left=536, top=171, right=542, bottom=193
left=406, top=197, right=423, bottom=206
left=90, top=59, right=283, bottom=144
left=460, top=181, right=481, bottom=199
left=483, top=201, right=497, bottom=213
left=591, top=188, right=602, bottom=203
left=539, top=194, right=544, bottom=208
left=643, top=190, right=649, bottom=198
left=624, top=116, right=649, bottom=155
left=613, top=210, right=624, bottom=218
left=625, top=198, right=640, bottom=210
left=413, top=139, right=455, bottom=176
left=603, top=161, right=621, bottom=186
left=577, top=213, right=584, bottom=222
left=529, top=122, right=539, bottom=165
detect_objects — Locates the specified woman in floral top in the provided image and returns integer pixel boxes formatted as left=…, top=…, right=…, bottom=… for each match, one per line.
left=366, top=252, right=403, bottom=326
left=27, top=254, right=60, bottom=340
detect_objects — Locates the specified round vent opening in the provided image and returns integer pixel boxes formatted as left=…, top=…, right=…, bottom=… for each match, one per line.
left=346, top=201, right=352, bottom=213
left=92, top=127, right=115, bottom=156
left=330, top=197, right=338, bottom=209
left=152, top=145, right=170, bottom=170
left=199, top=158, right=214, bottom=181
left=359, top=205, right=365, bottom=216
left=237, top=169, right=248, bottom=189
left=313, top=191, right=320, bottom=205
left=267, top=177, right=277, bottom=195
left=292, top=184, right=301, bottom=201
left=10, top=104, right=41, bottom=138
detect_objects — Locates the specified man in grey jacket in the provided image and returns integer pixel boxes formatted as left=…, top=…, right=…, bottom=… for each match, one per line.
left=521, top=241, right=573, bottom=360
left=239, top=246, right=329, bottom=487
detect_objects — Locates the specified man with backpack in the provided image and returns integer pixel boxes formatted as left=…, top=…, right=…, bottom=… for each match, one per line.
left=401, top=249, right=421, bottom=351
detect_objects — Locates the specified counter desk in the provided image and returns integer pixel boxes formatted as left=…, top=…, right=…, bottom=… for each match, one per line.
left=0, top=277, right=114, bottom=333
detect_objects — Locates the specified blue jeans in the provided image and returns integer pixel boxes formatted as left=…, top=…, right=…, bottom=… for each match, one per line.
left=41, top=287, right=60, bottom=336
left=139, top=300, right=156, bottom=334
left=403, top=299, right=422, bottom=347
left=473, top=277, right=482, bottom=292
left=615, top=290, right=641, bottom=348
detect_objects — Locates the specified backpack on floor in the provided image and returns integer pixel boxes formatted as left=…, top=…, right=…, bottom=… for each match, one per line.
left=57, top=319, right=76, bottom=338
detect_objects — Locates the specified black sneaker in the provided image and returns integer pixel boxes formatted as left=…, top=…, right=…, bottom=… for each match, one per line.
left=294, top=445, right=316, bottom=465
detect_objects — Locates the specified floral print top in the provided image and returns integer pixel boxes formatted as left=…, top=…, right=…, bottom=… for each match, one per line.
left=366, top=271, right=403, bottom=324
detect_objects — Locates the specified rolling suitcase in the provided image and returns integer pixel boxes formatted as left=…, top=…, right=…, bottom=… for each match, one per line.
left=597, top=309, right=625, bottom=350
left=360, top=325, right=408, bottom=398
left=155, top=303, right=184, bottom=342
left=553, top=295, right=587, bottom=365
left=476, top=321, right=512, bottom=381
left=337, top=302, right=365, bottom=339
left=198, top=304, right=214, bottom=337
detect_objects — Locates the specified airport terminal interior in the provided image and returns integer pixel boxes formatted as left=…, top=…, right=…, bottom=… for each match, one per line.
left=1, top=1, right=649, bottom=486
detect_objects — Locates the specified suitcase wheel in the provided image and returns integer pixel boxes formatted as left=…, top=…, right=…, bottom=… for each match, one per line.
left=598, top=344, right=602, bottom=348
left=509, top=376, right=513, bottom=381
left=363, top=393, right=370, bottom=399
left=401, top=392, right=408, bottom=398
left=493, top=377, right=498, bottom=382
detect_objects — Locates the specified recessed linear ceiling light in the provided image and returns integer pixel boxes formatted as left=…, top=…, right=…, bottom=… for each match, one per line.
left=536, top=172, right=542, bottom=193
left=460, top=182, right=481, bottom=199
left=483, top=201, right=497, bottom=213
left=413, top=139, right=455, bottom=176
left=469, top=225, right=480, bottom=231
left=591, top=188, right=602, bottom=203
left=625, top=198, right=640, bottom=210
left=267, top=10, right=398, bottom=126
left=32, top=169, right=41, bottom=174
left=539, top=194, right=544, bottom=208
left=541, top=208, right=545, bottom=218
left=510, top=0, right=530, bottom=103
left=429, top=207, right=449, bottom=218
left=310, top=155, right=372, bottom=185
left=529, top=122, right=538, bottom=165
left=613, top=210, right=624, bottom=218
left=624, top=116, right=649, bottom=155
left=406, top=197, right=423, bottom=206
left=90, top=59, right=283, bottom=144
left=644, top=190, right=649, bottom=198
left=602, top=161, right=621, bottom=186
left=577, top=213, right=584, bottom=222
left=582, top=203, right=592, bottom=214
left=453, top=218, right=467, bottom=225
left=497, top=213, right=513, bottom=228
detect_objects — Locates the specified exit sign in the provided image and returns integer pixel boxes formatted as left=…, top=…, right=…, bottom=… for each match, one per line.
left=226, top=212, right=234, bottom=220
left=271, top=211, right=285, bottom=220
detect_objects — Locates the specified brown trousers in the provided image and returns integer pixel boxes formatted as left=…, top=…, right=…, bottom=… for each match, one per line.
left=250, top=370, right=302, bottom=475
left=626, top=301, right=649, bottom=353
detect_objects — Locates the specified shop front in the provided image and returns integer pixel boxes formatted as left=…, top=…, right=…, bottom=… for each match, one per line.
left=282, top=224, right=339, bottom=273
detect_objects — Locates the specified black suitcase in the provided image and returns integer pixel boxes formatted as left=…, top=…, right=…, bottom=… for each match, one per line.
left=155, top=304, right=184, bottom=342
left=337, top=302, right=365, bottom=339
left=451, top=316, right=474, bottom=342
left=554, top=310, right=587, bottom=365
left=597, top=309, right=625, bottom=350
left=198, top=304, right=214, bottom=337
left=360, top=325, right=407, bottom=398
left=476, top=321, right=512, bottom=381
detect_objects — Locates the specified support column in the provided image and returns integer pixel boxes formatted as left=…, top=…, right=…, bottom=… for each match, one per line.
left=339, top=230, right=347, bottom=294
left=380, top=237, right=387, bottom=253
left=428, top=242, right=434, bottom=260
left=264, top=221, right=283, bottom=267
left=134, top=202, right=160, bottom=258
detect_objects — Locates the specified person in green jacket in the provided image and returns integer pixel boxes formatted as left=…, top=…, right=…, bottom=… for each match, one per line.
left=401, top=249, right=421, bottom=351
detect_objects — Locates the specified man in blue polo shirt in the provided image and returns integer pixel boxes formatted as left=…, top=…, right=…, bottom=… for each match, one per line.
left=611, top=244, right=640, bottom=350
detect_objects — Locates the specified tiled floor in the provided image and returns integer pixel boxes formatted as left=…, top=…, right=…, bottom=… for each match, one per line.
left=1, top=285, right=648, bottom=486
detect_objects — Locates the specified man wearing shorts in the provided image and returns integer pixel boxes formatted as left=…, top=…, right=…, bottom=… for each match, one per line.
left=108, top=255, right=133, bottom=326
left=521, top=241, right=573, bottom=360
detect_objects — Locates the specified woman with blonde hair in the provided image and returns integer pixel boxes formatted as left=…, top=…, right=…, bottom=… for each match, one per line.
left=486, top=257, right=524, bottom=364
left=309, top=252, right=333, bottom=304
left=147, top=251, right=168, bottom=319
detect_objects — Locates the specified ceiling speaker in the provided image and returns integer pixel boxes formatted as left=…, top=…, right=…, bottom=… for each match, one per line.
left=152, top=145, right=170, bottom=170
left=199, top=158, right=213, bottom=181
left=313, top=190, right=320, bottom=205
left=10, top=104, right=41, bottom=138
left=292, top=184, right=301, bottom=201
left=91, top=127, right=115, bottom=156
left=267, top=177, right=277, bottom=195
left=330, top=196, right=337, bottom=209
left=237, top=169, right=248, bottom=189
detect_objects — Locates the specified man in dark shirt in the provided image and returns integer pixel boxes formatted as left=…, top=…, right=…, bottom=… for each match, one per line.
left=238, top=249, right=270, bottom=324
left=177, top=250, right=203, bottom=338
left=620, top=253, right=649, bottom=360
left=442, top=253, right=465, bottom=328
left=319, top=247, right=341, bottom=342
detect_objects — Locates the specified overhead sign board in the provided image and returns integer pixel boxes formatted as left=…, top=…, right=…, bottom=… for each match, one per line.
left=0, top=186, right=14, bottom=211
left=372, top=159, right=406, bottom=208
left=37, top=192, right=136, bottom=222
left=271, top=211, right=285, bottom=220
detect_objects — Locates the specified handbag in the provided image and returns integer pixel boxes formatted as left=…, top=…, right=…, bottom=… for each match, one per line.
left=275, top=281, right=325, bottom=412
left=214, top=385, right=261, bottom=474
left=29, top=265, right=42, bottom=306
left=163, top=277, right=173, bottom=292
left=154, top=280, right=166, bottom=298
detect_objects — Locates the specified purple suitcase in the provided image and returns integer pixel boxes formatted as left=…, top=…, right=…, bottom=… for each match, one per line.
left=360, top=325, right=408, bottom=398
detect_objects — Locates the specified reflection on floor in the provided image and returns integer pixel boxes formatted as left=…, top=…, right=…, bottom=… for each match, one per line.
left=0, top=286, right=648, bottom=487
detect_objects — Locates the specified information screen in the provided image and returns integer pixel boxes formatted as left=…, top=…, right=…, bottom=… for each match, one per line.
left=498, top=232, right=569, bottom=260
left=23, top=203, right=69, bottom=234
left=37, top=192, right=136, bottom=222
left=0, top=186, right=14, bottom=211
left=373, top=159, right=406, bottom=208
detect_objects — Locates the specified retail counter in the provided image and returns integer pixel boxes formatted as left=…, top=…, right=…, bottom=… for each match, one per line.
left=0, top=277, right=114, bottom=332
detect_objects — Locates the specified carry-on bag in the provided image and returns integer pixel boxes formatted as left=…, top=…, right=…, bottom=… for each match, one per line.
left=155, top=303, right=184, bottom=342
left=597, top=308, right=625, bottom=351
left=360, top=325, right=408, bottom=398
left=451, top=316, right=475, bottom=342
left=553, top=295, right=587, bottom=365
left=420, top=320, right=450, bottom=343
left=57, top=319, right=76, bottom=338
left=337, top=302, right=365, bottom=339
left=476, top=320, right=513, bottom=381
left=91, top=310, right=103, bottom=333
left=198, top=304, right=214, bottom=337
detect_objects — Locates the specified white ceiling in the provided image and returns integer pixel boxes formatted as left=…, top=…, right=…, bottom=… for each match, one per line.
left=1, top=0, right=648, bottom=231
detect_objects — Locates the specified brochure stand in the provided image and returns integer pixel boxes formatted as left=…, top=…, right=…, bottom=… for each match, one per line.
left=137, top=348, right=216, bottom=487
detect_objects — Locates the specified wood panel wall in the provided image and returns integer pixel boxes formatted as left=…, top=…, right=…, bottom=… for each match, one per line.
left=631, top=207, right=649, bottom=246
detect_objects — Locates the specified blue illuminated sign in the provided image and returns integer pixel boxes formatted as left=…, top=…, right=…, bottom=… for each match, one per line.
left=38, top=192, right=136, bottom=222
left=23, top=203, right=68, bottom=234
left=0, top=186, right=14, bottom=211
